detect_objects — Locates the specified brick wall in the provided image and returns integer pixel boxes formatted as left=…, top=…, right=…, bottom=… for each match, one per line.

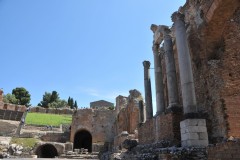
left=208, top=142, right=240, bottom=160
left=138, top=112, right=182, bottom=145
left=138, top=119, right=154, bottom=144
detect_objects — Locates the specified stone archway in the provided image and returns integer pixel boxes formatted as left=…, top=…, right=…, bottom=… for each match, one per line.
left=36, top=144, right=58, bottom=158
left=74, top=130, right=92, bottom=152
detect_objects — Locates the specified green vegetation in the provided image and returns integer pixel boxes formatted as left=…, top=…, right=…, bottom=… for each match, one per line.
left=68, top=97, right=78, bottom=109
left=38, top=91, right=67, bottom=108
left=11, top=138, right=38, bottom=148
left=3, top=87, right=31, bottom=106
left=25, top=113, right=72, bottom=126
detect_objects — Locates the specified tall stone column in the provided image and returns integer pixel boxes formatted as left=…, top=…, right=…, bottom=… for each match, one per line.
left=143, top=61, right=153, bottom=119
left=172, top=12, right=208, bottom=147
left=152, top=44, right=165, bottom=114
left=161, top=26, right=179, bottom=109
left=172, top=12, right=197, bottom=115
left=138, top=100, right=146, bottom=123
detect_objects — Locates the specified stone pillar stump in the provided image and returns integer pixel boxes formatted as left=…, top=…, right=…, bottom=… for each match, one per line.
left=180, top=119, right=208, bottom=147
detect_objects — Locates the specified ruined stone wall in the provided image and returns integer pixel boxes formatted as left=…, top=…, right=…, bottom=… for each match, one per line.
left=113, top=90, right=142, bottom=149
left=70, top=108, right=116, bottom=143
left=115, top=95, right=127, bottom=115
left=138, top=112, right=182, bottom=145
left=113, top=90, right=142, bottom=136
left=30, top=107, right=74, bottom=115
left=168, top=0, right=240, bottom=143
left=0, top=103, right=26, bottom=121
left=40, top=132, right=70, bottom=143
left=208, top=141, right=240, bottom=160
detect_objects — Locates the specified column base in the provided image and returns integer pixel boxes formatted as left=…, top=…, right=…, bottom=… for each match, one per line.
left=180, top=119, right=208, bottom=147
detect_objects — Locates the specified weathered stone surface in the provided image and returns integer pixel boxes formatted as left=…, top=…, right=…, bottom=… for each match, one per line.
left=71, top=108, right=116, bottom=143
left=181, top=119, right=208, bottom=147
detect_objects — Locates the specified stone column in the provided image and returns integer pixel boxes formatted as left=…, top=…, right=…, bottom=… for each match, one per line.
left=143, top=61, right=153, bottom=119
left=172, top=12, right=208, bottom=147
left=172, top=12, right=197, bottom=115
left=138, top=100, right=145, bottom=123
left=152, top=44, right=165, bottom=114
left=161, top=26, right=180, bottom=109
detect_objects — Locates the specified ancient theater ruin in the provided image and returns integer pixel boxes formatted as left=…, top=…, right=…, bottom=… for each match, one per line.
left=0, top=0, right=239, bottom=159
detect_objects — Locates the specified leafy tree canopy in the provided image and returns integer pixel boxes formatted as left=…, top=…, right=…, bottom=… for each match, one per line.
left=12, top=87, right=31, bottom=106
left=3, top=93, right=18, bottom=104
left=38, top=91, right=66, bottom=108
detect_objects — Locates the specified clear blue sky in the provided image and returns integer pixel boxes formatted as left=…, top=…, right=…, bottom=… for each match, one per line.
left=0, top=0, right=185, bottom=112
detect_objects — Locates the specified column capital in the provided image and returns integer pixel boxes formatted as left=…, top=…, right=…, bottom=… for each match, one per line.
left=171, top=11, right=185, bottom=23
left=143, top=61, right=151, bottom=69
left=159, top=25, right=172, bottom=39
left=150, top=24, right=158, bottom=33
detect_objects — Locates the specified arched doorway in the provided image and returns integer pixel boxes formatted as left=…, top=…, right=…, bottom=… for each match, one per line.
left=36, top=144, right=58, bottom=158
left=74, top=130, right=92, bottom=152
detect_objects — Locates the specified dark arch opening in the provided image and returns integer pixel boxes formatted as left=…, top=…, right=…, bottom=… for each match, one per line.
left=74, top=130, right=92, bottom=152
left=36, top=144, right=58, bottom=158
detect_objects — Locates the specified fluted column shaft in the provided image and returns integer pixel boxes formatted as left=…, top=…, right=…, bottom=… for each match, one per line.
left=152, top=45, right=165, bottom=114
left=162, top=27, right=179, bottom=109
left=172, top=12, right=197, bottom=115
left=143, top=61, right=153, bottom=119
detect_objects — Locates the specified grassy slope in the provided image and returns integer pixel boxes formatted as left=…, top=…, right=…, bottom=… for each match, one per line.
left=11, top=138, right=39, bottom=148
left=25, top=112, right=72, bottom=126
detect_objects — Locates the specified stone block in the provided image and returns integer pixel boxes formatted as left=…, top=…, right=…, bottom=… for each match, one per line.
left=181, top=126, right=207, bottom=133
left=181, top=133, right=199, bottom=141
left=199, top=132, right=208, bottom=140
left=182, top=139, right=208, bottom=147
left=180, top=119, right=208, bottom=147
left=180, top=119, right=206, bottom=128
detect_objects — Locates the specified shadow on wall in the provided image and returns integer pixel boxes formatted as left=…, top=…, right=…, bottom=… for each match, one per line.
left=74, top=130, right=92, bottom=152
left=36, top=144, right=58, bottom=158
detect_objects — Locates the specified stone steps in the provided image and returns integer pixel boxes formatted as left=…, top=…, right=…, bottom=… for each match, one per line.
left=59, top=152, right=99, bottom=159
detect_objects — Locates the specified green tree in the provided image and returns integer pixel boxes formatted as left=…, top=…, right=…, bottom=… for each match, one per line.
left=38, top=91, right=66, bottom=108
left=3, top=93, right=18, bottom=104
left=50, top=91, right=59, bottom=103
left=67, top=97, right=74, bottom=109
left=12, top=87, right=31, bottom=106
left=74, top=100, right=78, bottom=109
